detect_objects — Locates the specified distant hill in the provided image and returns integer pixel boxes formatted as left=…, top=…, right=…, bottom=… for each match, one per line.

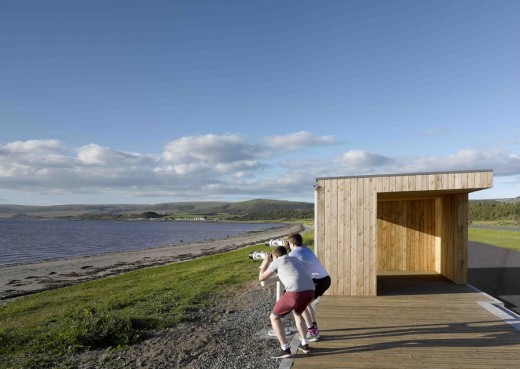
left=0, top=199, right=314, bottom=220
left=497, top=196, right=520, bottom=203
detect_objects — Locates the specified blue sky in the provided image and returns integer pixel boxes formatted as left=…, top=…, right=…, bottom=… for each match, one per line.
left=1, top=0, right=519, bottom=205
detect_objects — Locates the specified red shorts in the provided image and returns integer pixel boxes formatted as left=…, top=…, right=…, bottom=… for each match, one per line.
left=272, top=290, right=314, bottom=317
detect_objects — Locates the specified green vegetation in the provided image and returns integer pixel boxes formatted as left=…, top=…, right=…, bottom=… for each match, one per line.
left=0, top=231, right=315, bottom=369
left=0, top=245, right=266, bottom=368
left=469, top=200, right=520, bottom=223
left=469, top=227, right=520, bottom=251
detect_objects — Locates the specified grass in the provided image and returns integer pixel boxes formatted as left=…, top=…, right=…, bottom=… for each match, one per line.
left=0, top=245, right=268, bottom=368
left=0, top=231, right=315, bottom=369
left=471, top=220, right=520, bottom=227
left=468, top=227, right=520, bottom=251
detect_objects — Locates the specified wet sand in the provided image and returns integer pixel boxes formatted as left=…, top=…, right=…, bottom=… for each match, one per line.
left=0, top=223, right=304, bottom=301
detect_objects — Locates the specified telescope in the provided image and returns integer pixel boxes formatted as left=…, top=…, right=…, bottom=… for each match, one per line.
left=265, top=239, right=286, bottom=247
left=248, top=251, right=268, bottom=260
left=249, top=239, right=287, bottom=261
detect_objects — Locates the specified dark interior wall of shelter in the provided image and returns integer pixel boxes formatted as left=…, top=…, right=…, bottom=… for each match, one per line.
left=468, top=241, right=520, bottom=315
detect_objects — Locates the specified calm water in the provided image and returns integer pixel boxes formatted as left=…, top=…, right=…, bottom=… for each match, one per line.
left=0, top=219, right=282, bottom=266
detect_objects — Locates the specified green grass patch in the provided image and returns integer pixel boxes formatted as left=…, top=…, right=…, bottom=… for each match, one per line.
left=469, top=227, right=520, bottom=251
left=471, top=220, right=520, bottom=227
left=0, top=243, right=278, bottom=369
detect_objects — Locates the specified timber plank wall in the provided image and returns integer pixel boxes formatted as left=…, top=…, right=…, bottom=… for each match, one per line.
left=315, top=170, right=493, bottom=297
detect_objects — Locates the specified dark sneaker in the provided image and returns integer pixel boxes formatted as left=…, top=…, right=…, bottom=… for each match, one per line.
left=298, top=343, right=311, bottom=354
left=271, top=348, right=291, bottom=359
left=307, top=328, right=320, bottom=342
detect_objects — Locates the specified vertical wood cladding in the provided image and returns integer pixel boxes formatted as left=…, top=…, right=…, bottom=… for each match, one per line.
left=316, top=170, right=492, bottom=296
left=377, top=199, right=437, bottom=272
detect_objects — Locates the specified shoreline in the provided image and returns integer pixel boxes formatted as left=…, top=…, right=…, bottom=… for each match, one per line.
left=0, top=223, right=304, bottom=301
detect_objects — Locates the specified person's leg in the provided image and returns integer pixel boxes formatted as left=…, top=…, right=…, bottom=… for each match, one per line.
left=293, top=312, right=311, bottom=353
left=292, top=290, right=315, bottom=353
left=270, top=313, right=288, bottom=348
left=270, top=313, right=292, bottom=359
left=308, top=275, right=331, bottom=340
left=305, top=304, right=316, bottom=324
left=302, top=304, right=319, bottom=340
left=301, top=306, right=313, bottom=328
left=305, top=304, right=320, bottom=341
left=293, top=312, right=308, bottom=343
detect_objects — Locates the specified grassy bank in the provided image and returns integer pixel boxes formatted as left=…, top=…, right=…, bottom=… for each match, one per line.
left=469, top=227, right=520, bottom=251
left=0, top=245, right=269, bottom=369
left=0, top=232, right=314, bottom=369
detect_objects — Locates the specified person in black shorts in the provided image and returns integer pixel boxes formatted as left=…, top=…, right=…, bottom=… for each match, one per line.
left=287, top=233, right=331, bottom=341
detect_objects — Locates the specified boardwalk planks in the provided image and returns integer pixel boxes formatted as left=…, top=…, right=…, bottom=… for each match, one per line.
left=290, top=275, right=520, bottom=369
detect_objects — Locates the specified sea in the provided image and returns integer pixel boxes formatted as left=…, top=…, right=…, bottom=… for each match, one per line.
left=0, top=219, right=283, bottom=266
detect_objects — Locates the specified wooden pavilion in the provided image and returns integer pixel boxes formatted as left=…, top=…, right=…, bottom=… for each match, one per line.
left=314, top=170, right=493, bottom=296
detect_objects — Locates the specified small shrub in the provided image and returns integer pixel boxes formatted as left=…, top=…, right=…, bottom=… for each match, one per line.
left=302, top=231, right=314, bottom=248
left=58, top=306, right=142, bottom=349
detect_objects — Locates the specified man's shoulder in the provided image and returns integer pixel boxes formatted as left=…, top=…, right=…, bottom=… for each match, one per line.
left=280, top=254, right=301, bottom=265
left=292, top=246, right=313, bottom=257
left=290, top=246, right=306, bottom=253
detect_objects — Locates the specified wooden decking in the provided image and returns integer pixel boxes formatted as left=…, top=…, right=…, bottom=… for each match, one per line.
left=288, top=274, right=520, bottom=369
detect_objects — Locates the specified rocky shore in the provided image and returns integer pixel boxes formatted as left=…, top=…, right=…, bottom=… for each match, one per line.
left=0, top=223, right=304, bottom=301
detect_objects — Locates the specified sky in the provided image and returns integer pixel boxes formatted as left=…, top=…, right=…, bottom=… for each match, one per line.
left=1, top=0, right=519, bottom=205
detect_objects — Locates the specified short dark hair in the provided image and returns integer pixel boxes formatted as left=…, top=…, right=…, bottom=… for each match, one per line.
left=287, top=233, right=303, bottom=246
left=272, top=246, right=287, bottom=257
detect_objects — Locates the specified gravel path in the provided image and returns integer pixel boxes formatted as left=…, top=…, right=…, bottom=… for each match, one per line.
left=68, top=280, right=296, bottom=369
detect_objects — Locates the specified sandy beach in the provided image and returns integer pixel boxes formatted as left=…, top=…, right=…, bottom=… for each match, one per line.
left=0, top=223, right=304, bottom=301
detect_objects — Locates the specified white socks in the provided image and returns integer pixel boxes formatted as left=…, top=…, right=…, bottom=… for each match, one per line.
left=282, top=339, right=308, bottom=350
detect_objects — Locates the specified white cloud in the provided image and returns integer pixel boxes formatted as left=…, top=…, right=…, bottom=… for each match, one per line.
left=263, top=131, right=337, bottom=150
left=0, top=139, right=69, bottom=167
left=1, top=137, right=520, bottom=203
left=396, top=149, right=520, bottom=176
left=337, top=150, right=394, bottom=169
left=333, top=148, right=520, bottom=177
left=162, top=134, right=262, bottom=163
left=77, top=144, right=155, bottom=166
left=2, top=139, right=62, bottom=152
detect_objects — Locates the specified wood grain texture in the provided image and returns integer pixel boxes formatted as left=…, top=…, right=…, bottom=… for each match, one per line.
left=316, top=170, right=492, bottom=297
left=291, top=274, right=520, bottom=369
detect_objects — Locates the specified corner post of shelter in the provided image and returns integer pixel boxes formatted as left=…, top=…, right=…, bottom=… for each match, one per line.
left=313, top=183, right=321, bottom=257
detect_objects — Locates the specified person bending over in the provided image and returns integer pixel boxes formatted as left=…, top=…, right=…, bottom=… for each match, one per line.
left=258, top=246, right=315, bottom=359
left=287, top=232, right=331, bottom=341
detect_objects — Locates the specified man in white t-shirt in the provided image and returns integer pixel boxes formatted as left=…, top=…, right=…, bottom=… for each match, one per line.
left=287, top=233, right=331, bottom=341
left=258, top=246, right=315, bottom=359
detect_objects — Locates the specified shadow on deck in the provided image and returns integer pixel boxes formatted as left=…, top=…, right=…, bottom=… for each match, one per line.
left=285, top=274, right=520, bottom=369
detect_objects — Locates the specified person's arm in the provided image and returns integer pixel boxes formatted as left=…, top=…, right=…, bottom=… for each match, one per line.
left=258, top=253, right=274, bottom=281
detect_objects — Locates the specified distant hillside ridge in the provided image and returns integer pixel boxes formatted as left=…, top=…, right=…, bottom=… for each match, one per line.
left=479, top=197, right=520, bottom=203
left=0, top=199, right=314, bottom=220
left=3, top=197, right=517, bottom=221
